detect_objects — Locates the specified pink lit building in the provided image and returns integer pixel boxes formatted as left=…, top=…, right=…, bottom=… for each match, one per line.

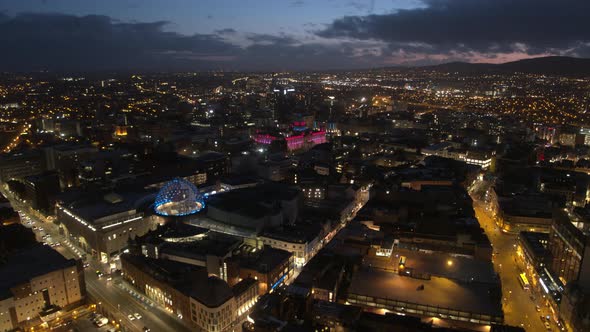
left=253, top=128, right=326, bottom=152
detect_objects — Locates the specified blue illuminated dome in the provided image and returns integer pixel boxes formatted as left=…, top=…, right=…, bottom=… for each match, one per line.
left=154, top=178, right=205, bottom=216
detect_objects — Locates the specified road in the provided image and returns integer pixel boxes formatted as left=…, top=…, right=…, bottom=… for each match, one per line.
left=472, top=188, right=554, bottom=332
left=2, top=186, right=191, bottom=332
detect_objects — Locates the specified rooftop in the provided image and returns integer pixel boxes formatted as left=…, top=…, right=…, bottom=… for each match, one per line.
left=348, top=268, right=503, bottom=318
left=259, top=224, right=322, bottom=244
left=191, top=275, right=234, bottom=308
left=59, top=189, right=156, bottom=222
left=235, top=246, right=292, bottom=273
left=519, top=231, right=549, bottom=260
left=0, top=244, right=78, bottom=300
left=159, top=230, right=242, bottom=259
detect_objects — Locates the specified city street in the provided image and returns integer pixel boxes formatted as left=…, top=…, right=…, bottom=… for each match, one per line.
left=2, top=186, right=191, bottom=332
left=474, top=199, right=553, bottom=332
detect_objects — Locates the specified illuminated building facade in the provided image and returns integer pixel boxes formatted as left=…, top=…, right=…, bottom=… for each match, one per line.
left=253, top=125, right=327, bottom=152
left=56, top=190, right=158, bottom=265
left=548, top=211, right=590, bottom=286
left=0, top=245, right=85, bottom=331
left=121, top=254, right=259, bottom=332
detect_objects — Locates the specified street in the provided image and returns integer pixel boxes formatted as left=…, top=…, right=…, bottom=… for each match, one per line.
left=471, top=177, right=555, bottom=332
left=2, top=186, right=191, bottom=332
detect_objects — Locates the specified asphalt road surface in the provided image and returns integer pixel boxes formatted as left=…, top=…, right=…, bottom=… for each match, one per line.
left=474, top=201, right=553, bottom=332
left=3, top=187, right=191, bottom=332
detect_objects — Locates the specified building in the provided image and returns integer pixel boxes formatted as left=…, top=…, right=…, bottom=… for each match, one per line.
left=517, top=231, right=550, bottom=284
left=22, top=172, right=60, bottom=214
left=0, top=244, right=85, bottom=331
left=493, top=194, right=554, bottom=234
left=121, top=253, right=258, bottom=332
left=256, top=157, right=295, bottom=182
left=229, top=246, right=294, bottom=295
left=206, top=184, right=301, bottom=233
left=56, top=189, right=158, bottom=266
left=43, top=144, right=99, bottom=189
left=548, top=211, right=590, bottom=286
left=422, top=143, right=495, bottom=169
left=0, top=151, right=45, bottom=183
left=346, top=268, right=503, bottom=326
left=559, top=283, right=590, bottom=332
left=135, top=222, right=242, bottom=282
left=258, top=224, right=322, bottom=267
left=153, top=178, right=206, bottom=217
left=253, top=127, right=327, bottom=152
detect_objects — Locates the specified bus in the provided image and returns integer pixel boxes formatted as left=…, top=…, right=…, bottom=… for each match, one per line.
left=399, top=256, right=407, bottom=269
left=518, top=273, right=530, bottom=290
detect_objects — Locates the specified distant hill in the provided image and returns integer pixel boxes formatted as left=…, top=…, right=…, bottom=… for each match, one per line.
left=418, top=56, right=590, bottom=76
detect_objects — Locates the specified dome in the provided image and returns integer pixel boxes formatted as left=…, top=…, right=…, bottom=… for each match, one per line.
left=154, top=178, right=205, bottom=216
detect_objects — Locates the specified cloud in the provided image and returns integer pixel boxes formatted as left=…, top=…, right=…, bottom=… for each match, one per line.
left=0, top=13, right=242, bottom=71
left=3, top=2, right=588, bottom=72
left=318, top=0, right=590, bottom=58
left=246, top=33, right=299, bottom=46
left=0, top=12, right=387, bottom=71
left=290, top=1, right=306, bottom=8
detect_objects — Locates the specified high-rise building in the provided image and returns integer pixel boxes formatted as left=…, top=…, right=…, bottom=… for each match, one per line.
left=548, top=211, right=590, bottom=287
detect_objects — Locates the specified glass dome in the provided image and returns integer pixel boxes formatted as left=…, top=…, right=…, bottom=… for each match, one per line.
left=154, top=178, right=205, bottom=216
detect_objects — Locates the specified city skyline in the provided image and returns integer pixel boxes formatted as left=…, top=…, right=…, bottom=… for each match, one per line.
left=1, top=2, right=590, bottom=332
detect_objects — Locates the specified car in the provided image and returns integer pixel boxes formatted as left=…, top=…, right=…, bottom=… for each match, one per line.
left=134, top=313, right=142, bottom=320
left=106, top=276, right=112, bottom=281
left=95, top=317, right=109, bottom=327
left=128, top=314, right=136, bottom=321
left=143, top=327, right=151, bottom=332
left=544, top=321, right=551, bottom=330
left=536, top=305, right=541, bottom=312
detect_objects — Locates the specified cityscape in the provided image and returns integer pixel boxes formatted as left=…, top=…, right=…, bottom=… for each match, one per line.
left=0, top=1, right=590, bottom=332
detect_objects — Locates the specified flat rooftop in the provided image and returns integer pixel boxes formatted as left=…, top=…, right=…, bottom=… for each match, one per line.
left=0, top=244, right=78, bottom=300
left=236, top=246, right=292, bottom=273
left=519, top=231, right=549, bottom=259
left=259, top=224, right=322, bottom=243
left=160, top=231, right=242, bottom=259
left=60, top=189, right=156, bottom=222
left=121, top=253, right=206, bottom=298
left=366, top=249, right=498, bottom=284
left=348, top=268, right=502, bottom=317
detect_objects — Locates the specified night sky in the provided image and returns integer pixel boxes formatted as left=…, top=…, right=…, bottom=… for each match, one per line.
left=0, top=0, right=589, bottom=71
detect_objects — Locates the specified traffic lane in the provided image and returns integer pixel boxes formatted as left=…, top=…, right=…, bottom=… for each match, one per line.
left=7, top=188, right=192, bottom=332
left=113, top=283, right=191, bottom=332
left=88, top=273, right=190, bottom=332
left=474, top=204, right=548, bottom=332
left=16, top=199, right=188, bottom=332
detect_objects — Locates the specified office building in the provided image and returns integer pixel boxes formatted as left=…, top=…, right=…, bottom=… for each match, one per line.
left=0, top=244, right=85, bottom=331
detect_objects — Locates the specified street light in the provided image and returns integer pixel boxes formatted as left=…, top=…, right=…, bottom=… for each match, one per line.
left=447, top=260, right=453, bottom=267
